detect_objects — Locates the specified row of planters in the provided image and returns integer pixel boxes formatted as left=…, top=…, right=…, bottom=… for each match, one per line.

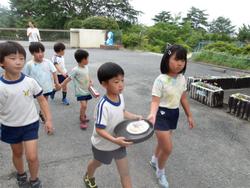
left=188, top=75, right=250, bottom=121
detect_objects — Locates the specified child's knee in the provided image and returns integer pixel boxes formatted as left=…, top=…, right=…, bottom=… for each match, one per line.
left=26, top=154, right=38, bottom=163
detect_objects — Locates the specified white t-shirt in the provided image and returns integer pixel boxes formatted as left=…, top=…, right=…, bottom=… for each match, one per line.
left=24, top=59, right=56, bottom=94
left=152, top=74, right=187, bottom=109
left=69, top=66, right=90, bottom=97
left=52, top=55, right=67, bottom=75
left=27, top=27, right=41, bottom=42
left=91, top=94, right=125, bottom=151
left=0, top=73, right=42, bottom=127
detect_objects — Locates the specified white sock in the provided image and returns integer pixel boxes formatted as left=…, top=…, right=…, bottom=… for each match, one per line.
left=151, top=155, right=157, bottom=163
left=156, top=168, right=165, bottom=178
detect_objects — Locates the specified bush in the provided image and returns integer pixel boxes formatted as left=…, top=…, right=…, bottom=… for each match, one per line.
left=82, top=16, right=119, bottom=30
left=64, top=19, right=85, bottom=29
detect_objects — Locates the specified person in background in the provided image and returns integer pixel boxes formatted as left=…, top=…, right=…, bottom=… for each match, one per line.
left=27, top=21, right=41, bottom=43
left=51, top=42, right=70, bottom=105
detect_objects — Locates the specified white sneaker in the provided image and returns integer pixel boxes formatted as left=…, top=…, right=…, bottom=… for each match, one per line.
left=158, top=174, right=169, bottom=188
left=149, top=160, right=157, bottom=170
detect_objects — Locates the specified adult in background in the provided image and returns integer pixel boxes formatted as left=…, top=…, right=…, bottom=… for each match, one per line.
left=27, top=21, right=41, bottom=43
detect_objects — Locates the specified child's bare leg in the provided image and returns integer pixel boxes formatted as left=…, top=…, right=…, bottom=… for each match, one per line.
left=80, top=101, right=87, bottom=121
left=156, top=131, right=172, bottom=169
left=24, top=140, right=39, bottom=181
left=11, top=143, right=25, bottom=174
left=86, top=159, right=102, bottom=177
left=115, top=157, right=132, bottom=188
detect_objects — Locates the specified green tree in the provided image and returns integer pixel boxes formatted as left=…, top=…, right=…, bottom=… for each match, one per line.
left=237, top=24, right=250, bottom=43
left=208, top=16, right=235, bottom=35
left=152, top=11, right=172, bottom=23
left=8, top=0, right=140, bottom=29
left=182, top=6, right=208, bottom=30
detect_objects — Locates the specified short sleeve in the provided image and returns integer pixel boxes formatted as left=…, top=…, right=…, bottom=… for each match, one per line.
left=182, top=75, right=187, bottom=91
left=69, top=68, right=77, bottom=79
left=95, top=102, right=108, bottom=129
left=52, top=56, right=58, bottom=65
left=48, top=60, right=57, bottom=73
left=23, top=62, right=31, bottom=76
left=0, top=87, right=7, bottom=110
left=31, top=78, right=43, bottom=97
left=152, top=77, right=163, bottom=97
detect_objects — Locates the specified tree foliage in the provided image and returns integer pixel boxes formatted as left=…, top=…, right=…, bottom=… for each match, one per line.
left=152, top=11, right=172, bottom=23
left=8, top=0, right=140, bottom=29
left=238, top=24, right=250, bottom=43
left=208, top=16, right=235, bottom=35
left=182, top=7, right=208, bottom=30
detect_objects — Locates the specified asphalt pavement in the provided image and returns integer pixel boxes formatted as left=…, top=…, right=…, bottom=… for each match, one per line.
left=0, top=42, right=250, bottom=188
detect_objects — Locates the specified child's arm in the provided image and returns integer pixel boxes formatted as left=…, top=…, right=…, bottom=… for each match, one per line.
left=54, top=64, right=67, bottom=77
left=147, top=96, right=160, bottom=125
left=52, top=72, right=61, bottom=90
left=96, top=128, right=133, bottom=147
left=180, top=91, right=195, bottom=129
left=124, top=110, right=142, bottom=120
left=36, top=95, right=54, bottom=134
left=61, top=76, right=72, bottom=88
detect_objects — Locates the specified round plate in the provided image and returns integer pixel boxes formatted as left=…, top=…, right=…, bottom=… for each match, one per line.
left=114, top=119, right=154, bottom=144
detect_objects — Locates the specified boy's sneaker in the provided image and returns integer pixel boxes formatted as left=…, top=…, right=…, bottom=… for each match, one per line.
left=84, top=173, right=98, bottom=188
left=149, top=160, right=157, bottom=170
left=16, top=172, right=29, bottom=187
left=29, top=178, right=42, bottom=188
left=62, top=98, right=70, bottom=105
left=80, top=122, right=88, bottom=129
left=157, top=174, right=169, bottom=188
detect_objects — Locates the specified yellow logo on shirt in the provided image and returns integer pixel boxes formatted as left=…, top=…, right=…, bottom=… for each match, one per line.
left=23, top=90, right=30, bottom=96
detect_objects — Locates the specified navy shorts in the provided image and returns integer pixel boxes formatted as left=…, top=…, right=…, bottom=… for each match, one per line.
left=92, top=145, right=127, bottom=165
left=154, top=107, right=179, bottom=131
left=77, top=95, right=92, bottom=101
left=57, top=75, right=67, bottom=84
left=43, top=91, right=53, bottom=97
left=1, top=121, right=40, bottom=144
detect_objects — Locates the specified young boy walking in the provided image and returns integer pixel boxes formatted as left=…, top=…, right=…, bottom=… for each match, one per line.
left=61, top=49, right=93, bottom=129
left=24, top=42, right=60, bottom=124
left=84, top=62, right=142, bottom=188
left=51, top=42, right=69, bottom=105
left=0, top=41, right=53, bottom=188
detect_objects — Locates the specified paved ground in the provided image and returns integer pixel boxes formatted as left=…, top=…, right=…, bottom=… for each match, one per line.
left=0, top=42, right=250, bottom=188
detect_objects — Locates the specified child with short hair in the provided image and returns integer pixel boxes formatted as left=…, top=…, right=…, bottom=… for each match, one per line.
left=61, top=49, right=94, bottom=129
left=148, top=44, right=195, bottom=188
left=24, top=42, right=60, bottom=123
left=51, top=42, right=69, bottom=105
left=0, top=41, right=53, bottom=188
left=84, top=62, right=142, bottom=188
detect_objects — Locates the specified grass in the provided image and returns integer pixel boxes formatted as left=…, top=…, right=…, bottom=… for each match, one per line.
left=191, top=51, right=250, bottom=70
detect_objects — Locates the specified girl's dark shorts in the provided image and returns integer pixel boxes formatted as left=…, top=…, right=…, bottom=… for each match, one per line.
left=154, top=107, right=179, bottom=131
left=92, top=145, right=127, bottom=165
left=1, top=120, right=40, bottom=144
left=77, top=95, right=92, bottom=101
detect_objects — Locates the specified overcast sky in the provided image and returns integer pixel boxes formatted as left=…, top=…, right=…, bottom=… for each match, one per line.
left=1, top=0, right=249, bottom=29
left=130, top=0, right=249, bottom=29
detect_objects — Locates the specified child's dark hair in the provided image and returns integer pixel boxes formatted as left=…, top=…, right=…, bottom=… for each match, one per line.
left=54, top=42, right=65, bottom=53
left=74, top=49, right=89, bottom=63
left=29, top=42, right=45, bottom=54
left=97, top=62, right=124, bottom=84
left=0, top=41, right=26, bottom=63
left=160, top=44, right=187, bottom=74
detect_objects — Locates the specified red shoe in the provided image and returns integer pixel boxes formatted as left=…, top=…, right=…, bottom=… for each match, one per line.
left=80, top=122, right=88, bottom=129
